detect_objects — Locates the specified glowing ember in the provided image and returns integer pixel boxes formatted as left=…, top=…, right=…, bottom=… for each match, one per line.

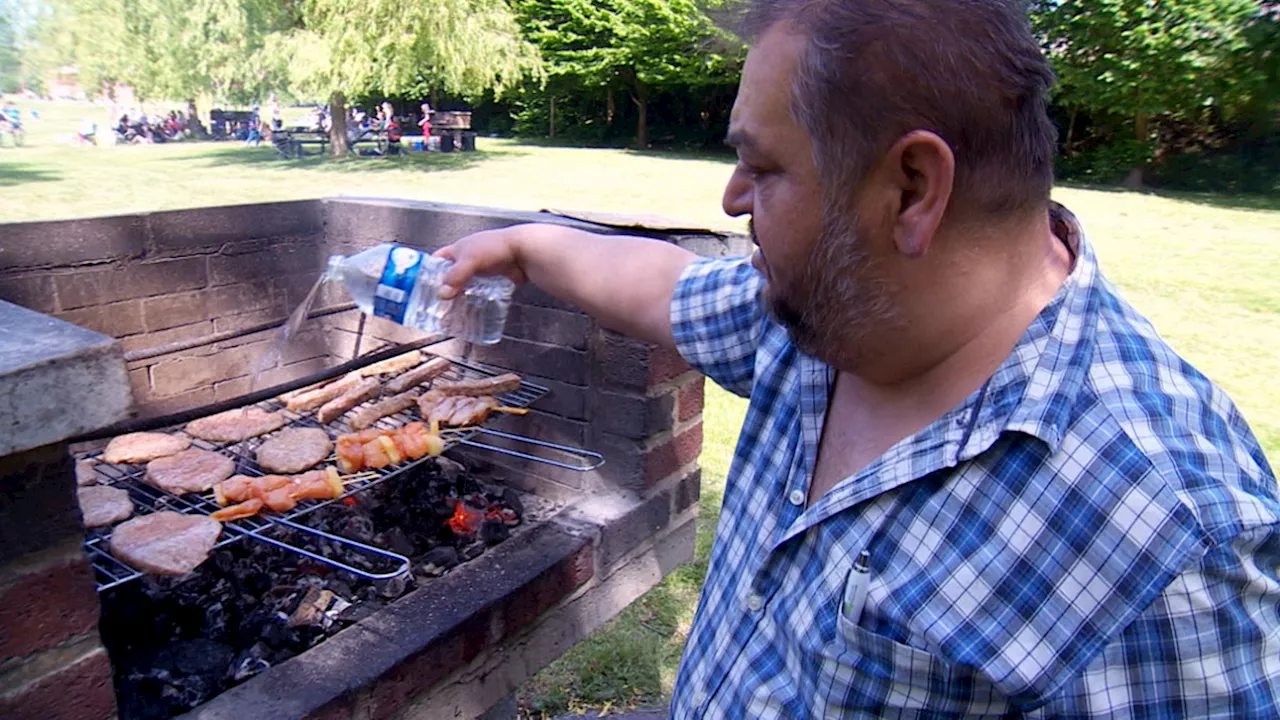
left=447, top=499, right=486, bottom=535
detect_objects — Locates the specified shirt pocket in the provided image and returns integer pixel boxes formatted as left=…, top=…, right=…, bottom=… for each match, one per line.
left=820, top=596, right=1014, bottom=718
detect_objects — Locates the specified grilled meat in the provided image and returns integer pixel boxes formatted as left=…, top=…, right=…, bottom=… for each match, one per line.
left=360, top=350, right=424, bottom=376
left=430, top=373, right=522, bottom=398
left=109, top=512, right=222, bottom=576
left=348, top=391, right=419, bottom=431
left=256, top=428, right=333, bottom=474
left=385, top=357, right=451, bottom=394
left=102, top=432, right=191, bottom=464
left=186, top=407, right=286, bottom=443
left=144, top=449, right=235, bottom=495
left=287, top=372, right=363, bottom=412
left=77, top=485, right=134, bottom=528
left=317, top=377, right=381, bottom=425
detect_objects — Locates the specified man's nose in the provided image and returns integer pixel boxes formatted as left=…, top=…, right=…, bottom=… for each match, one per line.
left=722, top=167, right=751, bottom=218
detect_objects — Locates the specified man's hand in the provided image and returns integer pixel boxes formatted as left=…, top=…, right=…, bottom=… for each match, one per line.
left=433, top=226, right=532, bottom=299
left=433, top=223, right=698, bottom=347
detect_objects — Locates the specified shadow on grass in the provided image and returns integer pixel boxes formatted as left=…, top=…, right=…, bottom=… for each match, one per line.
left=1058, top=180, right=1280, bottom=214
left=159, top=142, right=526, bottom=174
left=0, top=161, right=61, bottom=187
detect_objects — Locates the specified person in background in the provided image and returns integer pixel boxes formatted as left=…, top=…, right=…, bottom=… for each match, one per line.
left=435, top=0, right=1280, bottom=715
left=380, top=101, right=402, bottom=155
left=269, top=94, right=283, bottom=131
left=77, top=116, right=97, bottom=146
left=418, top=102, right=433, bottom=143
left=1, top=99, right=21, bottom=131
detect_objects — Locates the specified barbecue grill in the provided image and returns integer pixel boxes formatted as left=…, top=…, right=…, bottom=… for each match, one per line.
left=77, top=345, right=604, bottom=592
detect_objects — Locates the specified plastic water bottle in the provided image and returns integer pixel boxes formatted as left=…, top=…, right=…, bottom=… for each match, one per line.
left=324, top=243, right=514, bottom=344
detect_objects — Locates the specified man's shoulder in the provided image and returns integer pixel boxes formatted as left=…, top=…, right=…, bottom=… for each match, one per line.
left=1065, top=278, right=1278, bottom=539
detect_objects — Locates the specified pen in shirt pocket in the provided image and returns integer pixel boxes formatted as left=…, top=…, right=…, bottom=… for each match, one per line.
left=843, top=550, right=871, bottom=624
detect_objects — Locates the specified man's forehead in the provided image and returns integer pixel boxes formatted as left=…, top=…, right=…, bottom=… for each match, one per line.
left=729, top=24, right=807, bottom=144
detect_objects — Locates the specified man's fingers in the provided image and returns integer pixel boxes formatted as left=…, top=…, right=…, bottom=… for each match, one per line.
left=438, top=255, right=479, bottom=299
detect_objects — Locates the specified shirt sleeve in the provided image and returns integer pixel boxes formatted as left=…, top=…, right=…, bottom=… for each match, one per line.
left=1035, top=524, right=1280, bottom=718
left=670, top=256, right=766, bottom=399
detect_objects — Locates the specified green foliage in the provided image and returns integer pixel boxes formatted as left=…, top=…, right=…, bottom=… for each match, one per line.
left=273, top=0, right=541, bottom=103
left=0, top=2, right=19, bottom=93
left=512, top=0, right=742, bottom=145
left=1034, top=0, right=1264, bottom=179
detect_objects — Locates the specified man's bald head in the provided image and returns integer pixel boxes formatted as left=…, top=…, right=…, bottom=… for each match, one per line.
left=739, top=0, right=1057, bottom=221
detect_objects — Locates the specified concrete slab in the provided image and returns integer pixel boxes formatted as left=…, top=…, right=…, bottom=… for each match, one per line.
left=0, top=301, right=133, bottom=456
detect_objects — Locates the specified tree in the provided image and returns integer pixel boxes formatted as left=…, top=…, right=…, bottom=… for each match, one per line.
left=267, top=0, right=541, bottom=156
left=0, top=2, right=19, bottom=93
left=514, top=0, right=739, bottom=146
left=1034, top=0, right=1259, bottom=187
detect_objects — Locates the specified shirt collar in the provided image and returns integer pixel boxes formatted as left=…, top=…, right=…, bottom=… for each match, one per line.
left=958, top=202, right=1099, bottom=461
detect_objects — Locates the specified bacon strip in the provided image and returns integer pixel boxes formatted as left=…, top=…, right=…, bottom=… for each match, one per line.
left=385, top=357, right=451, bottom=394
left=317, top=377, right=381, bottom=424
left=348, top=391, right=420, bottom=431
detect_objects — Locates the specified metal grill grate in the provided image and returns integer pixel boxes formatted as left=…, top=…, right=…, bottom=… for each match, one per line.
left=79, top=352, right=603, bottom=592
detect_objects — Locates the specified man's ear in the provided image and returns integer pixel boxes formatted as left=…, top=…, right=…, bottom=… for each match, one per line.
left=882, top=130, right=954, bottom=258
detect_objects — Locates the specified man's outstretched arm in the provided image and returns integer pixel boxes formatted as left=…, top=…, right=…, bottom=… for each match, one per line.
left=436, top=223, right=698, bottom=348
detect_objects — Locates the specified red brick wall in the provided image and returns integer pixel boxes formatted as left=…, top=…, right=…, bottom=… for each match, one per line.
left=0, top=444, right=116, bottom=720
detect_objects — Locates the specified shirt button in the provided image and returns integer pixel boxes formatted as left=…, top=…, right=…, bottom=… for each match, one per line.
left=693, top=689, right=707, bottom=705
left=788, top=489, right=805, bottom=506
left=746, top=594, right=763, bottom=612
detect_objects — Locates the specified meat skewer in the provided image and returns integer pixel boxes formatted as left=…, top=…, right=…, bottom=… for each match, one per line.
left=317, top=377, right=380, bottom=424
left=287, top=372, right=363, bottom=412
left=385, top=357, right=451, bottom=394
left=211, top=467, right=344, bottom=521
left=416, top=393, right=528, bottom=430
left=430, top=373, right=522, bottom=398
left=348, top=391, right=420, bottom=431
left=335, top=424, right=444, bottom=473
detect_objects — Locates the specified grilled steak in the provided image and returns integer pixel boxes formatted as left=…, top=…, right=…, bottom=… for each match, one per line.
left=385, top=357, right=451, bottom=394
left=287, top=372, right=363, bottom=412
left=144, top=449, right=236, bottom=495
left=432, top=373, right=522, bottom=398
left=349, top=391, right=420, bottom=430
left=109, top=512, right=222, bottom=575
left=76, top=459, right=99, bottom=486
left=186, top=407, right=286, bottom=443
left=317, top=377, right=381, bottom=424
left=256, top=428, right=333, bottom=474
left=102, top=432, right=191, bottom=464
left=77, top=485, right=134, bottom=527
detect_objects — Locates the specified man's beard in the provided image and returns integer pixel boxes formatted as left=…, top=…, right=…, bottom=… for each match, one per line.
left=755, top=211, right=897, bottom=368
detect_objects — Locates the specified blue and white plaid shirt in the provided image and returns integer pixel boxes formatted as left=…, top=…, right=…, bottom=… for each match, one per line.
left=668, top=205, right=1280, bottom=718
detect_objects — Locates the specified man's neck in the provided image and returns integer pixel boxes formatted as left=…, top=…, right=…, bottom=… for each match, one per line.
left=822, top=212, right=1073, bottom=458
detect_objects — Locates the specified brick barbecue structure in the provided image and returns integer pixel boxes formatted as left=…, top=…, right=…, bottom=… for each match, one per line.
left=0, top=198, right=747, bottom=719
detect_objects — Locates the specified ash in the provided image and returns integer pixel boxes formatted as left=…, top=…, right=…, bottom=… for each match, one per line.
left=98, top=456, right=524, bottom=719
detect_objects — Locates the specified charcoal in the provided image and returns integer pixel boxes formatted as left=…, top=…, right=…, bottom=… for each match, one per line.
left=502, top=488, right=525, bottom=518
left=375, top=572, right=408, bottom=598
left=231, top=643, right=272, bottom=681
left=98, top=452, right=525, bottom=716
left=379, top=526, right=417, bottom=557
left=434, top=455, right=466, bottom=482
left=337, top=597, right=385, bottom=624
left=422, top=545, right=459, bottom=569
left=480, top=518, right=509, bottom=545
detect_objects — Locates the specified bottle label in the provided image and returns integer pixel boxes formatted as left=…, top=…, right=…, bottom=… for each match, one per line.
left=373, top=246, right=425, bottom=324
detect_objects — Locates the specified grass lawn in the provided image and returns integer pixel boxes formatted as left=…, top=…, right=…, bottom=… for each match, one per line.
left=3, top=100, right=1279, bottom=716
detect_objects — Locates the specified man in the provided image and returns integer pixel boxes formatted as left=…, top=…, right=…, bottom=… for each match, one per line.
left=439, top=0, right=1280, bottom=716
